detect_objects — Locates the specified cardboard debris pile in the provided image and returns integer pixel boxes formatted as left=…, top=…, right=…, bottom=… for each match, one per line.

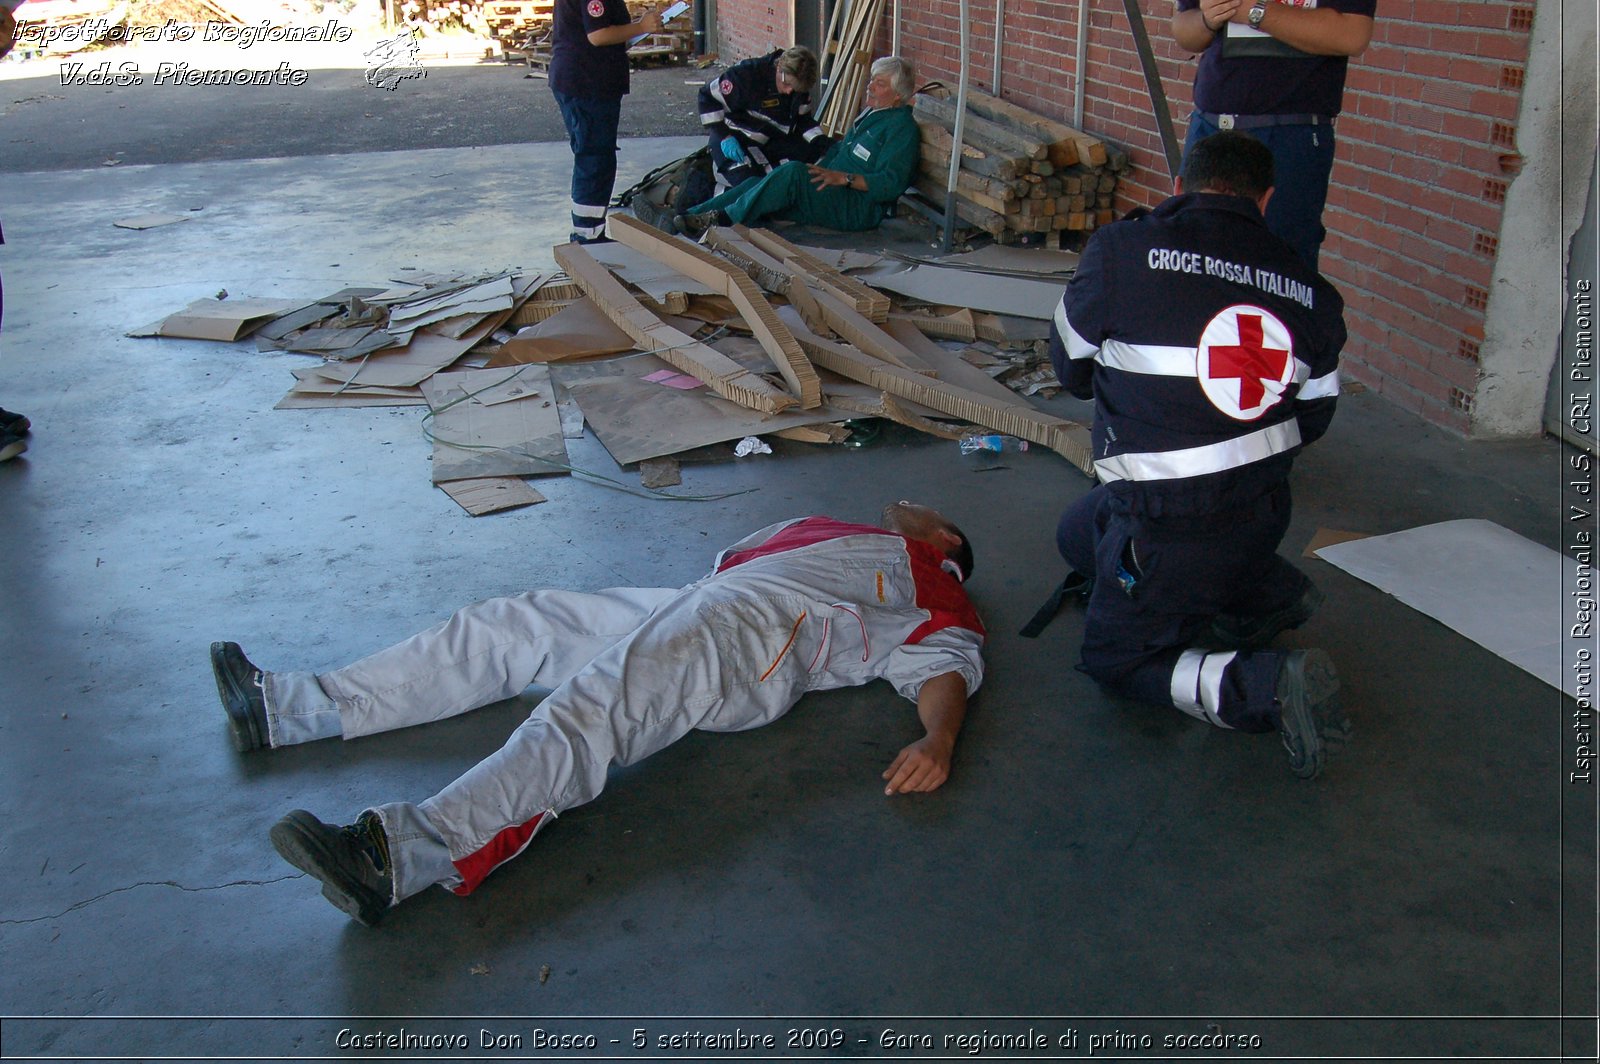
left=912, top=88, right=1129, bottom=244
left=130, top=219, right=1090, bottom=515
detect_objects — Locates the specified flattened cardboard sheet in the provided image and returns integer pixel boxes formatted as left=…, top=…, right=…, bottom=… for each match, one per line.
left=439, top=477, right=547, bottom=516
left=278, top=368, right=425, bottom=407
left=588, top=242, right=718, bottom=302
left=314, top=314, right=505, bottom=388
left=420, top=365, right=568, bottom=483
left=129, top=297, right=308, bottom=341
left=553, top=352, right=845, bottom=466
left=275, top=391, right=429, bottom=409
left=487, top=296, right=638, bottom=366
left=880, top=319, right=1030, bottom=405
left=256, top=288, right=389, bottom=344
left=388, top=277, right=516, bottom=331
left=1315, top=519, right=1579, bottom=698
left=854, top=262, right=1066, bottom=320
left=792, top=244, right=884, bottom=272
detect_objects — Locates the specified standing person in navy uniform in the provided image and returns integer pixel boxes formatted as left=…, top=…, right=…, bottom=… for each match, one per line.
left=697, top=46, right=828, bottom=192
left=1049, top=132, right=1350, bottom=778
left=1172, top=0, right=1374, bottom=270
left=549, top=0, right=665, bottom=243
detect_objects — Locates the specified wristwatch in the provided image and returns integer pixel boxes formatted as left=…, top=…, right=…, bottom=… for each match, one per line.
left=1247, top=0, right=1269, bottom=27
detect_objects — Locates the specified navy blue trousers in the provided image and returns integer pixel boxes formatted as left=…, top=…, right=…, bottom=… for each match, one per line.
left=554, top=90, right=621, bottom=242
left=1184, top=115, right=1337, bottom=273
left=1057, top=483, right=1310, bottom=731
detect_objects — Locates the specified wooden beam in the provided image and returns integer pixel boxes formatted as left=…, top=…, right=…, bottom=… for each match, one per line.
left=604, top=214, right=822, bottom=409
left=737, top=226, right=891, bottom=321
left=701, top=227, right=832, bottom=337
left=552, top=242, right=797, bottom=414
left=914, top=93, right=1049, bottom=161
left=775, top=306, right=1094, bottom=474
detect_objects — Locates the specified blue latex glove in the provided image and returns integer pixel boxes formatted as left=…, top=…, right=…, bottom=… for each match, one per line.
left=720, top=136, right=748, bottom=164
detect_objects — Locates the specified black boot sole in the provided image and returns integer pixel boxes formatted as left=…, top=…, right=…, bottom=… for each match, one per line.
left=270, top=810, right=391, bottom=927
left=1277, top=648, right=1348, bottom=780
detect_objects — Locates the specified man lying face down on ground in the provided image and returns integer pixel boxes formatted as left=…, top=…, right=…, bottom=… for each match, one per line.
left=212, top=501, right=984, bottom=925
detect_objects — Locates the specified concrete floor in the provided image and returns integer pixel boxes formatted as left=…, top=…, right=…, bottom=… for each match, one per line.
left=0, top=137, right=1591, bottom=1061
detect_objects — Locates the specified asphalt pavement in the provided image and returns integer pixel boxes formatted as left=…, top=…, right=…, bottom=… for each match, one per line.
left=0, top=35, right=706, bottom=171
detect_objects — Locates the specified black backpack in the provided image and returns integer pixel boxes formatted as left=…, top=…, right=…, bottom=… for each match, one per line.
left=615, top=147, right=715, bottom=232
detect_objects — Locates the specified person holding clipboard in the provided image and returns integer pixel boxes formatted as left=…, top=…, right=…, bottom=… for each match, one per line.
left=549, top=0, right=683, bottom=244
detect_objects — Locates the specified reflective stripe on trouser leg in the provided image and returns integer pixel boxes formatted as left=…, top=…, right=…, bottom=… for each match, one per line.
left=570, top=198, right=607, bottom=241
left=554, top=90, right=620, bottom=240
left=1170, top=648, right=1238, bottom=729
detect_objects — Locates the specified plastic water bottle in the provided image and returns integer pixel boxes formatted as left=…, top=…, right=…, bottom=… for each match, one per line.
left=959, top=434, right=1028, bottom=454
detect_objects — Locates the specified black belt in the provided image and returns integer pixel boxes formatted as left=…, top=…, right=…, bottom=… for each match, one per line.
left=1018, top=571, right=1093, bottom=638
left=1197, top=111, right=1334, bottom=131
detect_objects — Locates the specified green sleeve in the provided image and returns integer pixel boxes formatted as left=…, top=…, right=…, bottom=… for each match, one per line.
left=859, top=108, right=920, bottom=203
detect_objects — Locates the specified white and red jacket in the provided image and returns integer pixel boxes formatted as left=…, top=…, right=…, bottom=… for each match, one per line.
left=276, top=516, right=984, bottom=902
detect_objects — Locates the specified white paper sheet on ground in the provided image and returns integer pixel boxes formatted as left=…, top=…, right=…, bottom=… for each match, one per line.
left=1315, top=519, right=1578, bottom=698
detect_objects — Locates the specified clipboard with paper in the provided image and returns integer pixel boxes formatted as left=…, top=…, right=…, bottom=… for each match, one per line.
left=629, top=0, right=689, bottom=45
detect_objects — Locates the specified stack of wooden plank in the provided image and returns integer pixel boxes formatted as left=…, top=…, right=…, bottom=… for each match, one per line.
left=483, top=0, right=553, bottom=50
left=815, top=0, right=889, bottom=135
left=912, top=88, right=1128, bottom=243
left=503, top=1, right=690, bottom=71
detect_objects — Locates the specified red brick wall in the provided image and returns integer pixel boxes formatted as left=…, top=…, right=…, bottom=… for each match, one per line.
left=716, top=0, right=794, bottom=58
left=877, top=0, right=1538, bottom=432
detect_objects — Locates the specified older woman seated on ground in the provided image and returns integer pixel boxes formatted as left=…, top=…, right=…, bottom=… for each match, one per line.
left=673, top=55, right=919, bottom=236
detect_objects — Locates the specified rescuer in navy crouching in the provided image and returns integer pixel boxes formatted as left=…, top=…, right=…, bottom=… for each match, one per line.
left=697, top=47, right=829, bottom=192
left=1048, top=131, right=1349, bottom=778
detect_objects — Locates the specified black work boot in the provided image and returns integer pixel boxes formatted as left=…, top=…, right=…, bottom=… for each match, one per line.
left=672, top=209, right=727, bottom=237
left=270, top=810, right=394, bottom=927
left=0, top=408, right=30, bottom=436
left=1211, top=582, right=1326, bottom=650
left=210, top=641, right=269, bottom=752
left=1274, top=648, right=1351, bottom=779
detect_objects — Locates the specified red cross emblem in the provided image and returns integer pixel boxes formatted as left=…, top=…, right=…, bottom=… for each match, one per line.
left=1196, top=305, right=1295, bottom=420
left=586, top=0, right=604, bottom=16
left=720, top=78, right=735, bottom=95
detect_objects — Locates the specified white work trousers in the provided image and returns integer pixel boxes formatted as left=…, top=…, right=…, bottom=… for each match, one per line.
left=263, top=580, right=844, bottom=901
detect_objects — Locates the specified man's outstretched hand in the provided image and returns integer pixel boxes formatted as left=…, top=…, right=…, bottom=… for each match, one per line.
left=882, top=670, right=968, bottom=795
left=882, top=735, right=954, bottom=794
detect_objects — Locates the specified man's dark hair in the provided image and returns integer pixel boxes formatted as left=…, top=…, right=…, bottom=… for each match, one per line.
left=1180, top=131, right=1275, bottom=199
left=947, top=526, right=975, bottom=583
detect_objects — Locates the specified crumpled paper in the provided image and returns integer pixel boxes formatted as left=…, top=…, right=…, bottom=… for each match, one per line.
left=734, top=436, right=773, bottom=457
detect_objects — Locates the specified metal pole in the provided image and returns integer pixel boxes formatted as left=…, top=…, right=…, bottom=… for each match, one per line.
left=892, top=0, right=901, bottom=55
left=941, top=0, right=972, bottom=250
left=991, top=0, right=1003, bottom=92
left=1073, top=0, right=1089, bottom=128
left=1120, top=0, right=1182, bottom=179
